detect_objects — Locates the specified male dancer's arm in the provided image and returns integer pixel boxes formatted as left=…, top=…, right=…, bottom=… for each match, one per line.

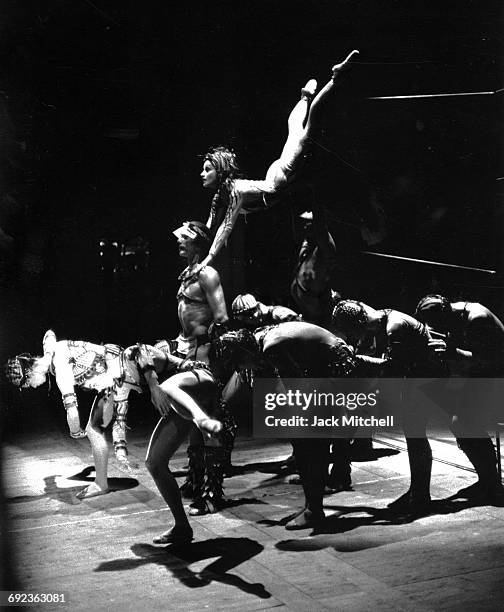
left=198, top=266, right=229, bottom=325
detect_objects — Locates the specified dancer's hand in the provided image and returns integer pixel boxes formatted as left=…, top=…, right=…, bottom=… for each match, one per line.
left=136, top=343, right=155, bottom=373
left=150, top=385, right=172, bottom=417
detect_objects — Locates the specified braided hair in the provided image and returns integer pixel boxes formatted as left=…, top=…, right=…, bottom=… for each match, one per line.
left=204, top=147, right=241, bottom=233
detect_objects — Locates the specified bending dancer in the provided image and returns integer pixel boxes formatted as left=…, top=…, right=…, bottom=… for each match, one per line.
left=143, top=221, right=231, bottom=544
left=5, top=330, right=135, bottom=452
left=415, top=294, right=504, bottom=503
left=214, top=321, right=363, bottom=530
left=5, top=331, right=220, bottom=499
left=199, top=50, right=360, bottom=269
left=231, top=293, right=301, bottom=328
left=332, top=300, right=448, bottom=515
left=226, top=293, right=301, bottom=471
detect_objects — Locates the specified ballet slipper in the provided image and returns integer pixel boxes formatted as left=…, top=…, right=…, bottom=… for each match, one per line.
left=76, top=483, right=110, bottom=500
left=332, top=49, right=360, bottom=78
left=301, top=79, right=318, bottom=100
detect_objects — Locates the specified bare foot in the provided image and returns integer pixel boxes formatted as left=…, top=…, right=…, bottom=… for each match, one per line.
left=69, top=429, right=87, bottom=439
left=76, top=482, right=109, bottom=500
left=153, top=525, right=193, bottom=545
left=195, top=417, right=222, bottom=438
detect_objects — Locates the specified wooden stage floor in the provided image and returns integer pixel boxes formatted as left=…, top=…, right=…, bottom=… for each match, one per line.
left=3, top=422, right=504, bottom=611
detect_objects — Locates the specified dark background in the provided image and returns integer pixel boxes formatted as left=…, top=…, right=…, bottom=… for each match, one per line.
left=0, top=1, right=502, bottom=591
left=0, top=0, right=502, bottom=354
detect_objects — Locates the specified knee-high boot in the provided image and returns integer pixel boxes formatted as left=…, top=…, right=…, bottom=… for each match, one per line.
left=218, top=400, right=237, bottom=476
left=180, top=444, right=205, bottom=500
left=189, top=446, right=226, bottom=515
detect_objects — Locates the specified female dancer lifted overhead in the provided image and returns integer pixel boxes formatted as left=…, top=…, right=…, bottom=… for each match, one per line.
left=198, top=50, right=359, bottom=270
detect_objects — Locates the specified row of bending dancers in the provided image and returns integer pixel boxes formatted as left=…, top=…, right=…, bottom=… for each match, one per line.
left=6, top=50, right=504, bottom=544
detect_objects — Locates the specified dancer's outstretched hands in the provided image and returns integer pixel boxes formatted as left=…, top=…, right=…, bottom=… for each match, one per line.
left=332, top=49, right=359, bottom=78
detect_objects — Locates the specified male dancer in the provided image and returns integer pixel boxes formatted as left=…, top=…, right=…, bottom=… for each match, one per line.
left=143, top=221, right=231, bottom=541
left=232, top=293, right=301, bottom=328
left=214, top=322, right=361, bottom=530
left=415, top=294, right=504, bottom=503
left=332, top=299, right=445, bottom=514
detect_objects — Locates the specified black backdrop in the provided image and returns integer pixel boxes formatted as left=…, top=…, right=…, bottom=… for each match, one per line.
left=1, top=0, right=502, bottom=356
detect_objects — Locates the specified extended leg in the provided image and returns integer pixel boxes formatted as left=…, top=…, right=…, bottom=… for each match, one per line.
left=304, top=49, right=359, bottom=136
left=265, top=50, right=359, bottom=194
left=161, top=372, right=222, bottom=438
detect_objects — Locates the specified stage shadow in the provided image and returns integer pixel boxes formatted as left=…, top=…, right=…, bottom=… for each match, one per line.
left=94, top=537, right=271, bottom=599
left=67, top=465, right=96, bottom=481
left=275, top=498, right=494, bottom=554
left=227, top=456, right=296, bottom=477
left=173, top=465, right=248, bottom=479
left=260, top=496, right=493, bottom=532
left=223, top=497, right=267, bottom=510
left=349, top=448, right=400, bottom=462
left=67, top=466, right=139, bottom=492
left=268, top=497, right=497, bottom=550
left=7, top=472, right=140, bottom=508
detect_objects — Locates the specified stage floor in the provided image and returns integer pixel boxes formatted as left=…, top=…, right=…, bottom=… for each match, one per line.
left=3, top=423, right=504, bottom=611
